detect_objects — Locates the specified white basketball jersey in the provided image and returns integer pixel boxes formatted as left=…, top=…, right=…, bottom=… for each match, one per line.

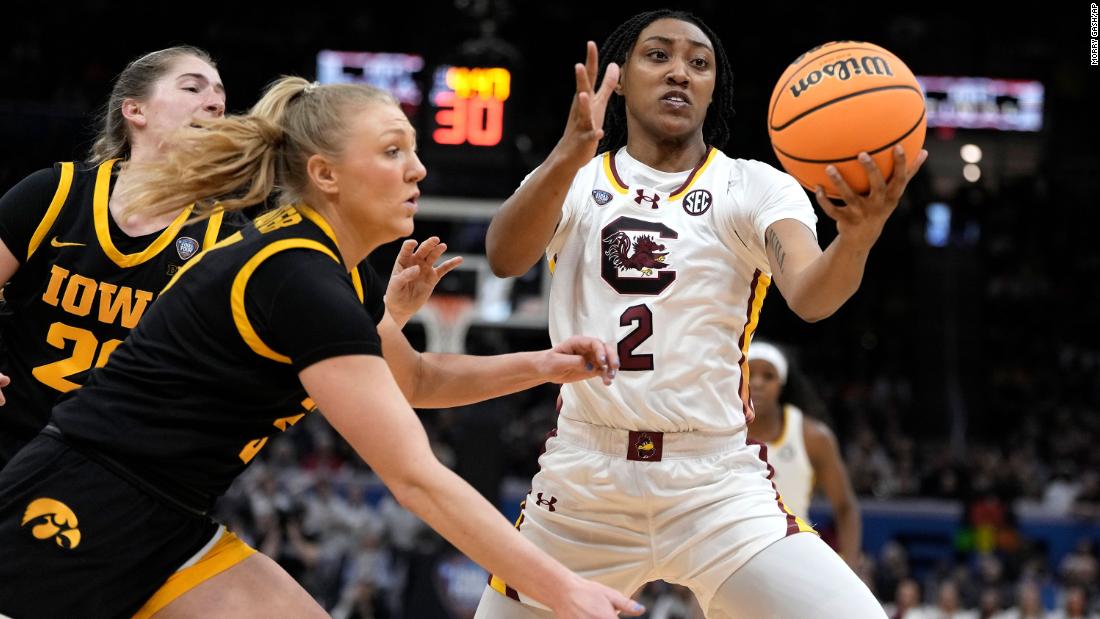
left=766, top=405, right=815, bottom=521
left=544, top=148, right=816, bottom=432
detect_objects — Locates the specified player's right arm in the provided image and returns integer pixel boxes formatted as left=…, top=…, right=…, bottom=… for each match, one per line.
left=301, top=355, right=643, bottom=619
left=0, top=167, right=64, bottom=284
left=485, top=42, right=619, bottom=277
left=0, top=167, right=67, bottom=403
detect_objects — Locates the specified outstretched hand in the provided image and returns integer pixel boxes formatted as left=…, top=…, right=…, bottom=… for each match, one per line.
left=813, top=146, right=929, bottom=249
left=543, top=336, right=619, bottom=386
left=555, top=41, right=621, bottom=170
left=385, top=237, right=463, bottom=328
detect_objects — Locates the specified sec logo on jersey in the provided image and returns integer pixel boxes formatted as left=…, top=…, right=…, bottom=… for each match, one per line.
left=682, top=189, right=712, bottom=216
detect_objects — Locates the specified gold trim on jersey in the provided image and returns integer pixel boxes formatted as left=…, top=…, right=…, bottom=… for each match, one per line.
left=601, top=151, right=629, bottom=195
left=26, top=162, right=75, bottom=261
left=738, top=271, right=771, bottom=422
left=92, top=159, right=195, bottom=268
left=297, top=203, right=364, bottom=302
left=781, top=500, right=817, bottom=535
left=669, top=147, right=717, bottom=201
left=488, top=504, right=526, bottom=600
left=202, top=210, right=225, bottom=250
left=132, top=529, right=256, bottom=619
left=231, top=238, right=343, bottom=364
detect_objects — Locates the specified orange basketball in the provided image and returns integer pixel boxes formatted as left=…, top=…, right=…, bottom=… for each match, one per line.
left=768, top=41, right=926, bottom=198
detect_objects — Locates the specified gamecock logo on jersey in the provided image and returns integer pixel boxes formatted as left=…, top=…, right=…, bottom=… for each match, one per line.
left=600, top=216, right=678, bottom=295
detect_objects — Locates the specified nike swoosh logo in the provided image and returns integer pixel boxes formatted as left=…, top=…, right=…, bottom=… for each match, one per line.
left=50, top=237, right=85, bottom=248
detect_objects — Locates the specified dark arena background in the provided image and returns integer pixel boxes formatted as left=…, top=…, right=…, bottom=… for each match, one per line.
left=2, top=2, right=1097, bottom=617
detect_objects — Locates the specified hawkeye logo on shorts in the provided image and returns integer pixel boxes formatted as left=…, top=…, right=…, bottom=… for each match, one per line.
left=175, top=236, right=200, bottom=261
left=592, top=189, right=613, bottom=206
left=22, top=498, right=81, bottom=549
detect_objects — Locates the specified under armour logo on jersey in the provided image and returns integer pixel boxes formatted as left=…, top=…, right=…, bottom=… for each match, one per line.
left=175, top=236, right=199, bottom=260
left=633, top=189, right=660, bottom=209
left=535, top=492, right=557, bottom=512
left=22, top=498, right=81, bottom=549
left=778, top=444, right=795, bottom=462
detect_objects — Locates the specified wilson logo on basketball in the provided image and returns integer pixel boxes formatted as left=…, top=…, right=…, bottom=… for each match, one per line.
left=790, top=55, right=895, bottom=98
left=592, top=189, right=613, bottom=206
left=682, top=189, right=712, bottom=216
left=22, top=498, right=81, bottom=549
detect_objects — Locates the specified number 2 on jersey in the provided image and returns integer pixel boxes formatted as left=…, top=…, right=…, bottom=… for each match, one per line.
left=618, top=304, right=654, bottom=371
left=32, top=322, right=122, bottom=392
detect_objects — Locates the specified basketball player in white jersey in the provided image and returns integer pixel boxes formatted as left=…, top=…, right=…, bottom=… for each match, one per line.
left=747, top=341, right=862, bottom=567
left=477, top=9, right=927, bottom=618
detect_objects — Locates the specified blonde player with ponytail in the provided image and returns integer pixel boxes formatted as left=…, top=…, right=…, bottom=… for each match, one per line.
left=0, top=77, right=642, bottom=619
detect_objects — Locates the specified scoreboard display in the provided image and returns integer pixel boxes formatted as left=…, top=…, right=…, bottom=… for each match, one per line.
left=317, top=50, right=518, bottom=196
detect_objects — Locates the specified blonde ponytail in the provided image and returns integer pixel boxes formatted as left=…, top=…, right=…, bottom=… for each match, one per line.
left=121, top=76, right=397, bottom=220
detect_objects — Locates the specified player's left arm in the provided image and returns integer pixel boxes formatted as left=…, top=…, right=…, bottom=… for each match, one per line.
left=766, top=146, right=928, bottom=322
left=804, top=418, right=862, bottom=567
left=376, top=314, right=617, bottom=409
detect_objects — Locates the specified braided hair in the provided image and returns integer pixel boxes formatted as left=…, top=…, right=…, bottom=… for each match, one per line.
left=597, top=10, right=736, bottom=153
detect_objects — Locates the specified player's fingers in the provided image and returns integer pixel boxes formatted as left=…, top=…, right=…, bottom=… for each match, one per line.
left=391, top=264, right=422, bottom=286
left=434, top=256, right=464, bottom=278
left=595, top=62, right=619, bottom=105
left=574, top=63, right=592, bottom=98
left=412, top=237, right=441, bottom=261
left=825, top=165, right=861, bottom=207
left=603, top=341, right=619, bottom=379
left=425, top=241, right=448, bottom=265
left=883, top=145, right=909, bottom=197
left=814, top=186, right=846, bottom=222
left=585, top=41, right=599, bottom=89
left=395, top=239, right=417, bottom=268
left=892, top=148, right=928, bottom=198
left=858, top=152, right=887, bottom=199
left=610, top=593, right=646, bottom=617
left=575, top=91, right=595, bottom=131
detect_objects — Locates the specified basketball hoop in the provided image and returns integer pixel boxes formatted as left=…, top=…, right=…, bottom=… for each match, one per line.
left=419, top=294, right=477, bottom=353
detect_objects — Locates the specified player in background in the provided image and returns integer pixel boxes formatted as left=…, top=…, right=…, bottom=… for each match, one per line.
left=0, top=46, right=245, bottom=465
left=747, top=341, right=862, bottom=567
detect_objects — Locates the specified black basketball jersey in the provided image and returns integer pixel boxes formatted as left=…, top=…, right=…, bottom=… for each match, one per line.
left=51, top=203, right=387, bottom=510
left=0, top=160, right=246, bottom=462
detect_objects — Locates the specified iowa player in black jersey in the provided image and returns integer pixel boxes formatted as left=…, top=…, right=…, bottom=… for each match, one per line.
left=0, top=77, right=642, bottom=619
left=0, top=46, right=246, bottom=465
